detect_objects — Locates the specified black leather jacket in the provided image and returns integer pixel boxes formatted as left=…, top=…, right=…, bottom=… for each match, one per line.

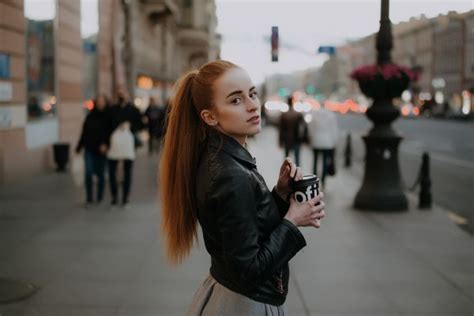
left=196, top=130, right=307, bottom=306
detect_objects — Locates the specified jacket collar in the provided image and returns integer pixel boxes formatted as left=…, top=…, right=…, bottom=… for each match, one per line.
left=207, top=129, right=256, bottom=169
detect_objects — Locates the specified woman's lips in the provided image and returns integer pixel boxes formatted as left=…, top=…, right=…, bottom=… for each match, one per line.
left=248, top=115, right=260, bottom=123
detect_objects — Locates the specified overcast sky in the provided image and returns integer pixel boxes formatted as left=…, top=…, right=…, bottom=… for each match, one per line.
left=25, top=0, right=472, bottom=84
left=216, top=0, right=473, bottom=83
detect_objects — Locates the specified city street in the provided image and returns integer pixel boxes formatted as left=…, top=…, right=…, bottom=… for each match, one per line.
left=0, top=127, right=473, bottom=315
left=335, top=114, right=474, bottom=233
left=0, top=1, right=473, bottom=315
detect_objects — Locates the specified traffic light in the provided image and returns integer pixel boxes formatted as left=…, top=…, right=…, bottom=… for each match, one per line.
left=271, top=26, right=278, bottom=62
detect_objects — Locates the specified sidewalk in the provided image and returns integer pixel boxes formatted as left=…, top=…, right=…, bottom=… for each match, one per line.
left=0, top=126, right=472, bottom=316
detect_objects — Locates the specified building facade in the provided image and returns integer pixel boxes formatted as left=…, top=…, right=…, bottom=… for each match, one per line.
left=0, top=0, right=83, bottom=185
left=462, top=11, right=474, bottom=113
left=95, top=0, right=221, bottom=110
left=433, top=13, right=465, bottom=110
left=393, top=16, right=434, bottom=96
left=0, top=0, right=220, bottom=185
left=337, top=10, right=473, bottom=113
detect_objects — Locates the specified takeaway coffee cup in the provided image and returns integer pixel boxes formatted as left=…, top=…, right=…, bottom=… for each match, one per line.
left=291, top=174, right=320, bottom=203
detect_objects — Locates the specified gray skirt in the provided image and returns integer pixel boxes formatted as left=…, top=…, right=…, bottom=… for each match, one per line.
left=186, top=275, right=287, bottom=316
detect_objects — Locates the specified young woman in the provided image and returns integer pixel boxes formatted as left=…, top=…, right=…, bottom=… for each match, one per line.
left=160, top=60, right=326, bottom=315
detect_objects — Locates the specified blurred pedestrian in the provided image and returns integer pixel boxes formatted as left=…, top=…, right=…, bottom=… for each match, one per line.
left=278, top=95, right=307, bottom=165
left=109, top=89, right=145, bottom=147
left=75, top=95, right=110, bottom=207
left=107, top=89, right=145, bottom=207
left=442, top=101, right=450, bottom=117
left=160, top=60, right=325, bottom=315
left=307, top=106, right=339, bottom=186
left=143, top=97, right=166, bottom=154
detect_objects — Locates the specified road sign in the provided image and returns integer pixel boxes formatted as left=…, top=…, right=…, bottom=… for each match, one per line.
left=318, top=46, right=336, bottom=56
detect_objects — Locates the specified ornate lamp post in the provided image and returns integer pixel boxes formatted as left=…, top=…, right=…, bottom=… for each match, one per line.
left=353, top=0, right=408, bottom=210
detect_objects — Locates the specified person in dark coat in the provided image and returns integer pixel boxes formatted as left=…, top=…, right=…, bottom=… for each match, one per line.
left=106, top=89, right=145, bottom=207
left=278, top=95, right=307, bottom=165
left=75, top=95, right=110, bottom=206
left=144, top=97, right=166, bottom=154
left=108, top=89, right=145, bottom=140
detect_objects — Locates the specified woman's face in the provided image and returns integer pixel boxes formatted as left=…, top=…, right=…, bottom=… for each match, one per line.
left=203, top=68, right=261, bottom=145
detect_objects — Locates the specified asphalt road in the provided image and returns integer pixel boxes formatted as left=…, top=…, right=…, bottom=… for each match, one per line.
left=335, top=113, right=474, bottom=233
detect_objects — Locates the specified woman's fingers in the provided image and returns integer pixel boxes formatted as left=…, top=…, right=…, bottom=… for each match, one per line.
left=309, top=194, right=322, bottom=206
left=290, top=163, right=297, bottom=178
left=313, top=201, right=325, bottom=211
left=308, top=192, right=325, bottom=206
left=281, top=165, right=290, bottom=177
left=284, top=157, right=298, bottom=178
left=311, top=210, right=325, bottom=220
left=310, top=219, right=321, bottom=228
left=283, top=158, right=307, bottom=181
left=295, top=167, right=303, bottom=181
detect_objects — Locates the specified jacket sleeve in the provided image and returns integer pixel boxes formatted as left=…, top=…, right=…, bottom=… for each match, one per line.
left=210, top=170, right=306, bottom=283
left=134, top=107, right=145, bottom=131
left=271, top=187, right=290, bottom=218
left=75, top=120, right=87, bottom=152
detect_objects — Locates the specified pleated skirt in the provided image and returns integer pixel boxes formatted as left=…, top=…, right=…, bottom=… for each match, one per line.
left=186, top=275, right=287, bottom=316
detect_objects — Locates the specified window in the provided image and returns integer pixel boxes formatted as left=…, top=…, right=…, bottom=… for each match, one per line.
left=81, top=0, right=99, bottom=101
left=24, top=0, right=56, bottom=120
left=181, top=0, right=193, bottom=26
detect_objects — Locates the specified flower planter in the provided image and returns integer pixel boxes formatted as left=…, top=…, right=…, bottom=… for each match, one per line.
left=351, top=63, right=417, bottom=99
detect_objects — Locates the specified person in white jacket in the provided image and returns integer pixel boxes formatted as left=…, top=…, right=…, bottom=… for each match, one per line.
left=107, top=121, right=136, bottom=207
left=307, top=106, right=339, bottom=186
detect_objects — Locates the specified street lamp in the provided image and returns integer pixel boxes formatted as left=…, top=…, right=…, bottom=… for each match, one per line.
left=353, top=0, right=408, bottom=211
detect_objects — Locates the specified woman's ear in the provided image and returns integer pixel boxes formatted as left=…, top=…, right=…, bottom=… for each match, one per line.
left=200, top=109, right=218, bottom=127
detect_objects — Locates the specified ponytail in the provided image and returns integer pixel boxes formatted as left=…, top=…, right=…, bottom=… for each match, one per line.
left=160, top=71, right=203, bottom=264
left=159, top=60, right=238, bottom=264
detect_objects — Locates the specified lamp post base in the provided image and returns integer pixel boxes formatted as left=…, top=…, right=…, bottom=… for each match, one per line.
left=354, top=134, right=408, bottom=211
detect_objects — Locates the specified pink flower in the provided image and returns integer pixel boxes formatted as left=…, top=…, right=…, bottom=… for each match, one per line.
left=350, top=63, right=418, bottom=82
left=350, top=63, right=419, bottom=99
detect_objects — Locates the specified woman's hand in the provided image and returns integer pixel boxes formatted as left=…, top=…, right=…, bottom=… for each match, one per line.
left=99, top=144, right=108, bottom=155
left=284, top=193, right=325, bottom=228
left=275, top=158, right=303, bottom=200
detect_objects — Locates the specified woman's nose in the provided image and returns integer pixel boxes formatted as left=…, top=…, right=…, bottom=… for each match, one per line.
left=247, top=98, right=260, bottom=112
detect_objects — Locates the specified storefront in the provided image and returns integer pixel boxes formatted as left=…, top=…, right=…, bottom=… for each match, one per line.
left=0, top=0, right=84, bottom=185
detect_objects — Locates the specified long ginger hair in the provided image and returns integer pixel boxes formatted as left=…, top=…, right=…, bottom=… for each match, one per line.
left=160, top=60, right=238, bottom=264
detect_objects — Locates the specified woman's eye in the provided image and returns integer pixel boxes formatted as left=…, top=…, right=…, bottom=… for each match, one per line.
left=250, top=91, right=258, bottom=99
left=231, top=97, right=242, bottom=104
